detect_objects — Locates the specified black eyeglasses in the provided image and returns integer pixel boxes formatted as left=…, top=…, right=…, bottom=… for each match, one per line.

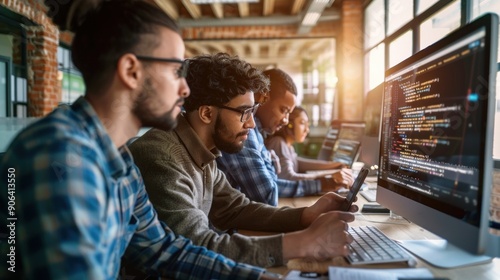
left=215, top=103, right=260, bottom=123
left=135, top=55, right=189, bottom=78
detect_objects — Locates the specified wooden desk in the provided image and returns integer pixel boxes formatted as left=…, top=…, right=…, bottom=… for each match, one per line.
left=265, top=196, right=500, bottom=280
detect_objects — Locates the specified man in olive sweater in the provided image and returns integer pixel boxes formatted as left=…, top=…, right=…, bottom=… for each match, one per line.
left=130, top=53, right=357, bottom=268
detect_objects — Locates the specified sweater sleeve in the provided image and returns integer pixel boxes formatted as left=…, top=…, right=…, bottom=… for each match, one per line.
left=266, top=136, right=319, bottom=181
left=129, top=129, right=304, bottom=268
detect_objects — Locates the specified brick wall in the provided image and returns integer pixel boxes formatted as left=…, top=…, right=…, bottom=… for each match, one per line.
left=0, top=0, right=61, bottom=117
left=25, top=25, right=59, bottom=116
left=338, top=0, right=363, bottom=120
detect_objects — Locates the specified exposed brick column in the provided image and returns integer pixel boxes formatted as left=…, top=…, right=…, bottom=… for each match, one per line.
left=338, top=0, right=363, bottom=120
left=1, top=0, right=62, bottom=117
left=25, top=25, right=60, bottom=117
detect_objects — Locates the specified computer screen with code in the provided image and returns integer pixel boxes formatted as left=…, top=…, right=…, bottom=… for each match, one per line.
left=377, top=13, right=499, bottom=267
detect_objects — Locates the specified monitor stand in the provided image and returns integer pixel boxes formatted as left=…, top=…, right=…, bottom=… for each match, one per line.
left=399, top=240, right=492, bottom=269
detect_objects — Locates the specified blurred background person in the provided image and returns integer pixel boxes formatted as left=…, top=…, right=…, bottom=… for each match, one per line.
left=265, top=106, right=349, bottom=183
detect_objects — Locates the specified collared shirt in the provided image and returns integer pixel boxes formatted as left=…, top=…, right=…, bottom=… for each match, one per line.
left=0, top=97, right=263, bottom=280
left=129, top=115, right=305, bottom=268
left=217, top=118, right=321, bottom=206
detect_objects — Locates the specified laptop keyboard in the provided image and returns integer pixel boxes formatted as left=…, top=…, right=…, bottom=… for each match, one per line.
left=347, top=226, right=413, bottom=265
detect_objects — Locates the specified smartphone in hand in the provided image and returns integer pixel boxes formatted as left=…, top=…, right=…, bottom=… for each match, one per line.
left=340, top=167, right=370, bottom=211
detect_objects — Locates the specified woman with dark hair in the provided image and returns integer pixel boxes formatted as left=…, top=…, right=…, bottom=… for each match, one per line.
left=266, top=106, right=348, bottom=182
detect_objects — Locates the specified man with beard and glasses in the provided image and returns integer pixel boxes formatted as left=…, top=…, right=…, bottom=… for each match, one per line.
left=130, top=53, right=357, bottom=268
left=0, top=2, right=274, bottom=280
left=217, top=68, right=354, bottom=206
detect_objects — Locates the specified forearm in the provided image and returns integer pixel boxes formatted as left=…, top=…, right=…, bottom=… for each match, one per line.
left=297, top=157, right=344, bottom=173
left=160, top=215, right=285, bottom=268
left=127, top=228, right=266, bottom=279
left=126, top=188, right=266, bottom=277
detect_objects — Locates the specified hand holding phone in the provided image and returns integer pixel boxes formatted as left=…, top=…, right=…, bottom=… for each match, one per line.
left=340, top=167, right=369, bottom=211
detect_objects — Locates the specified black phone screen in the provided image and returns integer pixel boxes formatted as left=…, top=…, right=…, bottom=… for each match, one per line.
left=340, top=167, right=369, bottom=211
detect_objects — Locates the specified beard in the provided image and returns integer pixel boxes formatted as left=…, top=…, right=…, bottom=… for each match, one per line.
left=133, top=77, right=179, bottom=131
left=212, top=114, right=247, bottom=154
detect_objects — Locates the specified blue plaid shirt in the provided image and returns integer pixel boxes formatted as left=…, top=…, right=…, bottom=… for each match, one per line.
left=217, top=118, right=321, bottom=206
left=0, top=97, right=264, bottom=280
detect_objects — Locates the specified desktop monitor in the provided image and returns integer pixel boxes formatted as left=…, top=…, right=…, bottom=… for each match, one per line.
left=377, top=13, right=500, bottom=268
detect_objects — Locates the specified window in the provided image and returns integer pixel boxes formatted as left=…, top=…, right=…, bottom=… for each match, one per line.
left=364, top=0, right=385, bottom=50
left=0, top=31, right=27, bottom=117
left=0, top=56, right=9, bottom=116
left=472, top=0, right=500, bottom=59
left=472, top=0, right=500, bottom=18
left=387, top=0, right=413, bottom=35
left=389, top=30, right=413, bottom=67
left=417, top=0, right=440, bottom=15
left=471, top=0, right=500, bottom=159
left=363, top=0, right=500, bottom=161
left=58, top=46, right=85, bottom=104
left=12, top=67, right=27, bottom=117
left=365, top=43, right=385, bottom=92
left=420, top=1, right=460, bottom=50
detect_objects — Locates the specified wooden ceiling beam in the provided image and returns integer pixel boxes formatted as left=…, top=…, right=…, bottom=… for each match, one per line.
left=181, top=0, right=202, bottom=19
left=153, top=0, right=179, bottom=20
left=238, top=3, right=249, bottom=17
left=291, top=0, right=306, bottom=15
left=211, top=3, right=224, bottom=19
left=263, top=0, right=275, bottom=16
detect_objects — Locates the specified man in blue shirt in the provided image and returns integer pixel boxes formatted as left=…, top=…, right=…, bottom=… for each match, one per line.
left=0, top=1, right=268, bottom=279
left=217, top=69, right=353, bottom=206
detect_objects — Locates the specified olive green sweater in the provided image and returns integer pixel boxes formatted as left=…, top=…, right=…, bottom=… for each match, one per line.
left=129, top=115, right=306, bottom=267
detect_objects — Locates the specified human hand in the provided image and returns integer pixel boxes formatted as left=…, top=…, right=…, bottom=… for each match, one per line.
left=319, top=168, right=353, bottom=193
left=300, top=192, right=358, bottom=227
left=283, top=211, right=355, bottom=261
left=331, top=168, right=354, bottom=188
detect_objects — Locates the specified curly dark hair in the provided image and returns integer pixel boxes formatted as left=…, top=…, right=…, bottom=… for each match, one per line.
left=183, top=53, right=270, bottom=112
left=263, top=68, right=298, bottom=98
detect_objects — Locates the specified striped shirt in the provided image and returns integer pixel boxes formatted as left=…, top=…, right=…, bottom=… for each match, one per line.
left=0, top=97, right=263, bottom=280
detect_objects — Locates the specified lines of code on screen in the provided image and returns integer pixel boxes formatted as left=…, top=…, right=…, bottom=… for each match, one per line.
left=381, top=35, right=488, bottom=211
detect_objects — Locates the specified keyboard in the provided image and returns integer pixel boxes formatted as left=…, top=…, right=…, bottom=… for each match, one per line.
left=360, top=188, right=377, bottom=202
left=346, top=226, right=413, bottom=265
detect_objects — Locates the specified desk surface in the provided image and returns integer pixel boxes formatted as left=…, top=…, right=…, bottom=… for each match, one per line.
left=265, top=195, right=500, bottom=280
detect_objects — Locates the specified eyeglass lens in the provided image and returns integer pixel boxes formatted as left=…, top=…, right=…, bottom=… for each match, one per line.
left=177, top=62, right=188, bottom=78
left=241, top=104, right=260, bottom=122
